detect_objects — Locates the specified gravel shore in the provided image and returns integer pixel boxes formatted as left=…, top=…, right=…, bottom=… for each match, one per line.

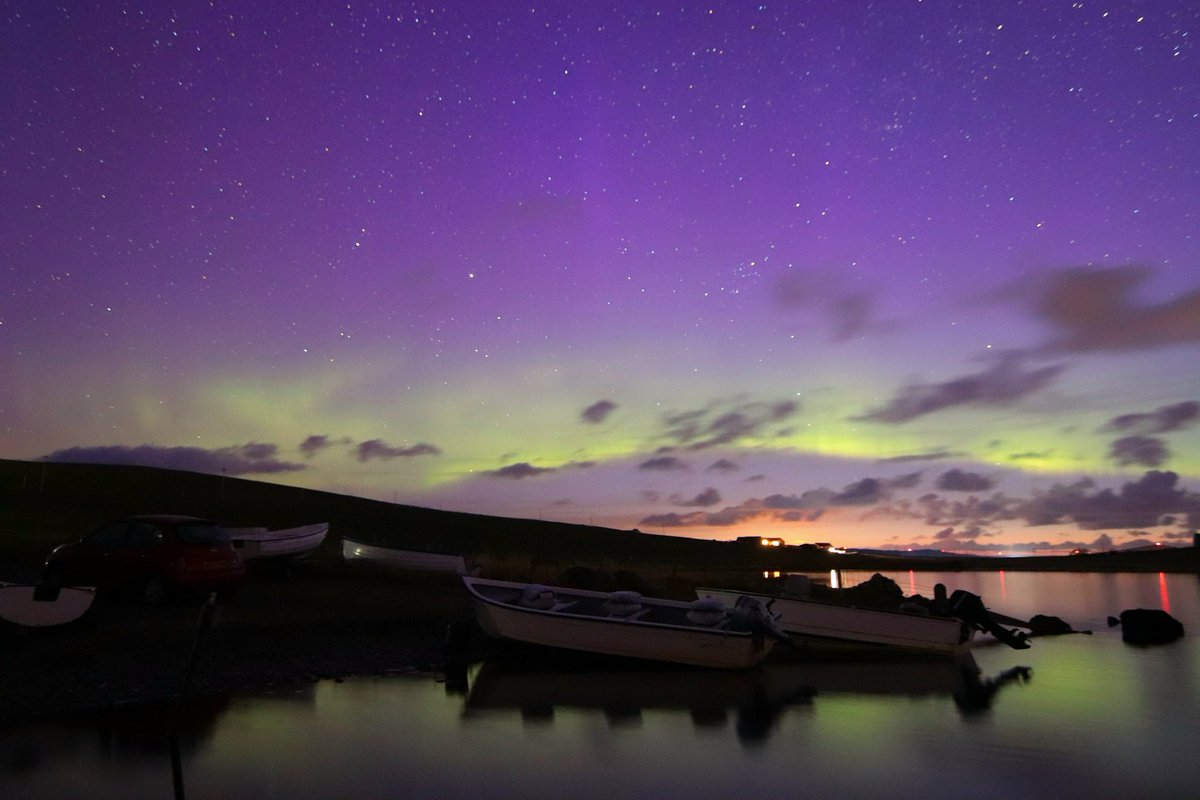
left=1, top=566, right=480, bottom=726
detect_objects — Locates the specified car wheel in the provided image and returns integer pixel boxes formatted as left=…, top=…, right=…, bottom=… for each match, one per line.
left=143, top=576, right=170, bottom=606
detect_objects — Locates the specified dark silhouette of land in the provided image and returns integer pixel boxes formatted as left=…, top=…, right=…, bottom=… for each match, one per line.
left=1, top=458, right=1195, bottom=725
left=2, top=458, right=1196, bottom=579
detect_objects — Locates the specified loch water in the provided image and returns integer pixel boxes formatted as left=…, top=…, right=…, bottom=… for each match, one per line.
left=2, top=571, right=1198, bottom=800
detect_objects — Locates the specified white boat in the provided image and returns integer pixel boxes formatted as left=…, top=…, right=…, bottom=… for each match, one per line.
left=226, top=522, right=328, bottom=561
left=0, top=583, right=96, bottom=628
left=341, top=538, right=469, bottom=574
left=696, top=586, right=974, bottom=656
left=696, top=583, right=1030, bottom=655
left=463, top=576, right=783, bottom=670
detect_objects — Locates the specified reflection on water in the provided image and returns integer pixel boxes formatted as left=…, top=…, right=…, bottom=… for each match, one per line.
left=2, top=572, right=1198, bottom=800
left=462, top=652, right=1032, bottom=744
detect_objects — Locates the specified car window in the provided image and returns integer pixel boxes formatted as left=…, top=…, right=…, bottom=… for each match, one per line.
left=86, top=522, right=129, bottom=548
left=177, top=522, right=229, bottom=546
left=128, top=522, right=163, bottom=546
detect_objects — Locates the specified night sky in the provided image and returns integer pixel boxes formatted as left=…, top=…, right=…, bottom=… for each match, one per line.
left=3, top=1, right=1198, bottom=554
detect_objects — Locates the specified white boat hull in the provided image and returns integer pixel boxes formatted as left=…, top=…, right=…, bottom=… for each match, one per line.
left=228, top=523, right=328, bottom=560
left=0, top=584, right=96, bottom=628
left=697, top=587, right=973, bottom=656
left=342, top=538, right=468, bottom=574
left=466, top=577, right=774, bottom=670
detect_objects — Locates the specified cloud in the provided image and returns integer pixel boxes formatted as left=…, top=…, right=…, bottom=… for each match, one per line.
left=580, top=399, right=618, bottom=424
left=483, top=460, right=596, bottom=479
left=45, top=443, right=305, bottom=475
left=888, top=471, right=924, bottom=489
left=1109, top=435, right=1169, bottom=467
left=829, top=292, right=874, bottom=341
left=936, top=468, right=996, bottom=492
left=1011, top=266, right=1200, bottom=352
left=485, top=462, right=554, bottom=480
left=660, top=398, right=799, bottom=449
left=853, top=356, right=1065, bottom=424
left=1007, top=450, right=1053, bottom=461
left=1017, top=470, right=1199, bottom=530
left=830, top=478, right=888, bottom=505
left=877, top=449, right=963, bottom=463
left=638, top=511, right=710, bottom=528
left=707, top=458, right=739, bottom=472
left=355, top=440, right=442, bottom=462
left=632, top=463, right=1198, bottom=544
left=1100, top=400, right=1200, bottom=435
left=675, top=487, right=722, bottom=507
left=771, top=273, right=879, bottom=341
left=639, top=455, right=689, bottom=471
left=299, top=434, right=351, bottom=458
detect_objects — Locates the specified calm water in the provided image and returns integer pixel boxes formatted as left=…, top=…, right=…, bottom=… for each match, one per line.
left=3, top=571, right=1198, bottom=800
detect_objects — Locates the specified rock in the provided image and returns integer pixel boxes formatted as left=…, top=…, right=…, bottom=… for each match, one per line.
left=1107, top=608, right=1184, bottom=645
left=840, top=573, right=905, bottom=609
left=1028, top=614, right=1075, bottom=635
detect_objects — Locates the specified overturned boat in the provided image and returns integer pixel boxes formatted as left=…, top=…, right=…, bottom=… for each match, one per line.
left=0, top=582, right=96, bottom=629
left=226, top=522, right=328, bottom=561
left=342, top=538, right=470, bottom=574
left=463, top=577, right=784, bottom=669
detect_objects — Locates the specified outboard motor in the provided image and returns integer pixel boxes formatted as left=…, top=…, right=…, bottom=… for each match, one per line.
left=949, top=590, right=1031, bottom=650
left=731, top=595, right=789, bottom=643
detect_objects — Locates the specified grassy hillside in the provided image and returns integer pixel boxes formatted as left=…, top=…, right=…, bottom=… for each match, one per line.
left=2, top=458, right=1195, bottom=579
left=0, top=459, right=829, bottom=580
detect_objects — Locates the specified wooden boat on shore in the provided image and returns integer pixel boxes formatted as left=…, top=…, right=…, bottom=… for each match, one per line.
left=463, top=576, right=784, bottom=669
left=697, top=582, right=1029, bottom=655
left=0, top=583, right=96, bottom=629
left=226, top=522, right=328, bottom=561
left=341, top=538, right=469, bottom=574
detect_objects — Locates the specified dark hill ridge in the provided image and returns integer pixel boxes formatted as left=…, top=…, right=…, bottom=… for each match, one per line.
left=1, top=458, right=1196, bottom=576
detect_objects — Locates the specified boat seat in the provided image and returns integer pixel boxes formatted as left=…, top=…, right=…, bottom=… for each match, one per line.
left=518, top=584, right=557, bottom=610
left=687, top=597, right=728, bottom=627
left=604, top=590, right=644, bottom=618
left=551, top=600, right=579, bottom=613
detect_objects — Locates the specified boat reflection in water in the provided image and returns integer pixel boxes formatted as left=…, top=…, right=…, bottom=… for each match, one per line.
left=460, top=652, right=1032, bottom=746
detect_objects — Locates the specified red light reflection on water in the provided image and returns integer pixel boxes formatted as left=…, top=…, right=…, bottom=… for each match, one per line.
left=1159, top=572, right=1171, bottom=613
left=998, top=570, right=1008, bottom=602
left=908, top=569, right=916, bottom=596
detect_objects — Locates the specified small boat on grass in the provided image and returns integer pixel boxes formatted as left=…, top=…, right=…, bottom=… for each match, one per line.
left=0, top=582, right=96, bottom=629
left=696, top=579, right=1029, bottom=656
left=226, top=522, right=328, bottom=561
left=462, top=576, right=785, bottom=670
left=342, top=538, right=469, bottom=574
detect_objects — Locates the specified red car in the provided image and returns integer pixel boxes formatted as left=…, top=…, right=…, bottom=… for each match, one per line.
left=43, top=514, right=245, bottom=603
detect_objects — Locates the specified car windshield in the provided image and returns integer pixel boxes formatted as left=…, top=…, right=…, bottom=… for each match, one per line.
left=176, top=523, right=229, bottom=546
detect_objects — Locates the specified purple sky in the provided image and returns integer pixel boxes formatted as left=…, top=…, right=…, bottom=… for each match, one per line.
left=3, top=1, right=1198, bottom=554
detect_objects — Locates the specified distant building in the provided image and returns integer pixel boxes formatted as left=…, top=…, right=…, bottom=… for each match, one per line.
left=735, top=535, right=785, bottom=547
